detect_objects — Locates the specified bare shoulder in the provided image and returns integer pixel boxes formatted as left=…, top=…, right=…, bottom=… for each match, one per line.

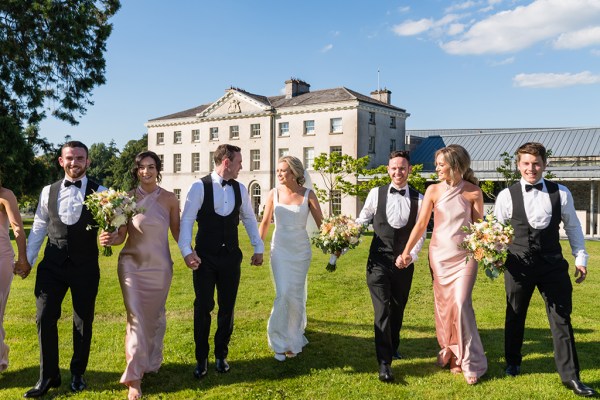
left=0, top=187, right=16, bottom=201
left=463, top=181, right=482, bottom=194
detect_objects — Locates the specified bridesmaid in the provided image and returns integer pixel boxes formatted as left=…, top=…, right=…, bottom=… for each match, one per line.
left=399, top=144, right=487, bottom=384
left=100, top=151, right=180, bottom=400
left=0, top=181, right=31, bottom=372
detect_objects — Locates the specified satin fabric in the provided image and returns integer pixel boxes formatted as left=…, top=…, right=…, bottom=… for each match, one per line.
left=117, top=187, right=173, bottom=384
left=429, top=181, right=487, bottom=379
left=267, top=189, right=312, bottom=354
left=0, top=211, right=15, bottom=372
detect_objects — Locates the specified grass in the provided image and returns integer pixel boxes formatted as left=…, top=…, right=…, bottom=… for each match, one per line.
left=1, top=229, right=599, bottom=399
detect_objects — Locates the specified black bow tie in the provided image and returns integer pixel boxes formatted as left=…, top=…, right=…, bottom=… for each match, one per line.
left=525, top=183, right=543, bottom=192
left=221, top=179, right=233, bottom=187
left=390, top=187, right=406, bottom=196
left=64, top=180, right=82, bottom=188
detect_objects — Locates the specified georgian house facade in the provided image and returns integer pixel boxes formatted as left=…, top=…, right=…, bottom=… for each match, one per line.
left=145, top=79, right=410, bottom=217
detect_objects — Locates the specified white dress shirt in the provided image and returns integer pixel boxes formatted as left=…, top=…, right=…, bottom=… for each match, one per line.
left=178, top=171, right=264, bottom=258
left=494, top=178, right=588, bottom=267
left=27, top=176, right=107, bottom=266
left=356, top=184, right=426, bottom=262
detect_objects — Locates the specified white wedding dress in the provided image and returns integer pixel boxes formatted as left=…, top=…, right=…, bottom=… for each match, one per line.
left=267, top=188, right=312, bottom=354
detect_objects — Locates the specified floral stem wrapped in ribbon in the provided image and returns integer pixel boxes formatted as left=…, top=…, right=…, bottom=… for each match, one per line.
left=312, top=214, right=365, bottom=272
left=460, top=213, right=514, bottom=279
left=84, top=189, right=143, bottom=256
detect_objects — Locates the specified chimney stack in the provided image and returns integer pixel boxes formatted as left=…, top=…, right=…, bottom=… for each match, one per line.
left=370, top=88, right=391, bottom=104
left=285, top=78, right=310, bottom=99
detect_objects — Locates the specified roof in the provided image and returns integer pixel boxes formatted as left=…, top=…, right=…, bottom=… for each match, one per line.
left=410, top=127, right=600, bottom=176
left=149, top=86, right=406, bottom=121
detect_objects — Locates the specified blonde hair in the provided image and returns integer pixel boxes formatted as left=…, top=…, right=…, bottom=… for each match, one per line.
left=278, top=156, right=306, bottom=186
left=435, top=144, right=478, bottom=185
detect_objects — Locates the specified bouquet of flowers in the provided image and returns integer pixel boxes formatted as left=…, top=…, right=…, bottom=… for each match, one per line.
left=312, top=214, right=365, bottom=272
left=84, top=189, right=143, bottom=256
left=460, top=213, right=514, bottom=279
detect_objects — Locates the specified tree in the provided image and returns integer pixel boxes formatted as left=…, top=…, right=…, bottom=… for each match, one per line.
left=109, top=135, right=147, bottom=190
left=0, top=0, right=121, bottom=125
left=312, top=152, right=426, bottom=215
left=88, top=140, right=119, bottom=186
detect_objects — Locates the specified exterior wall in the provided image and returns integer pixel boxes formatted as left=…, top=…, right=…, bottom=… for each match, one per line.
left=147, top=90, right=408, bottom=218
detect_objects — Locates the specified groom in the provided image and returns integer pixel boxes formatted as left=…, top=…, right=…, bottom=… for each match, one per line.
left=356, top=150, right=425, bottom=382
left=25, top=141, right=106, bottom=397
left=179, top=144, right=263, bottom=379
left=494, top=142, right=596, bottom=397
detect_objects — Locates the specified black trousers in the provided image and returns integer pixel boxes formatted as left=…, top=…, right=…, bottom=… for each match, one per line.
left=193, top=246, right=242, bottom=362
left=366, top=251, right=414, bottom=364
left=504, top=257, right=580, bottom=381
left=34, top=257, right=100, bottom=379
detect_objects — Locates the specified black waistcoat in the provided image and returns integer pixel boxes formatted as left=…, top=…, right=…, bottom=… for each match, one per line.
left=44, top=179, right=100, bottom=265
left=195, top=175, right=242, bottom=255
left=507, top=180, right=563, bottom=265
left=369, top=185, right=419, bottom=259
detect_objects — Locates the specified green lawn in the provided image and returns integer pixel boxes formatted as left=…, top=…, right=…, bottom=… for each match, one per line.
left=1, top=230, right=599, bottom=399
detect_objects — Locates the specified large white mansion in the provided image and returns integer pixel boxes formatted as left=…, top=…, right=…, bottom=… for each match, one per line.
left=145, top=79, right=410, bottom=217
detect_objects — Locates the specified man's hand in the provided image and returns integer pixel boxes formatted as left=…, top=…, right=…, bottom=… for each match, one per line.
left=395, top=253, right=412, bottom=269
left=250, top=253, right=263, bottom=266
left=184, top=252, right=201, bottom=270
left=574, top=265, right=587, bottom=284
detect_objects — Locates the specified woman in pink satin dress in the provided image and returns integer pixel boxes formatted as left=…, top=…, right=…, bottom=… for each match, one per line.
left=100, top=151, right=180, bottom=400
left=0, top=182, right=31, bottom=373
left=399, top=144, right=487, bottom=384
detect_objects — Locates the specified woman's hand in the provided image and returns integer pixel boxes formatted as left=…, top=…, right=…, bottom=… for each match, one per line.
left=99, top=230, right=119, bottom=246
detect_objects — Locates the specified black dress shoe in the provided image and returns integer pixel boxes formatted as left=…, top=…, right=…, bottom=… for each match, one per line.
left=563, top=380, right=597, bottom=397
left=193, top=359, right=208, bottom=379
left=24, top=375, right=61, bottom=398
left=378, top=362, right=394, bottom=383
left=505, top=364, right=521, bottom=377
left=393, top=350, right=403, bottom=360
left=215, top=358, right=230, bottom=373
left=70, top=375, right=86, bottom=392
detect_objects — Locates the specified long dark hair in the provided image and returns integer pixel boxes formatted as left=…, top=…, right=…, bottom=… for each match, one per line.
left=131, top=151, right=162, bottom=185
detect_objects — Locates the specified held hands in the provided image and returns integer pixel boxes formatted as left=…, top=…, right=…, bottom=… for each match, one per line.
left=395, top=253, right=413, bottom=269
left=250, top=253, right=263, bottom=266
left=184, top=252, right=201, bottom=270
left=574, top=265, right=588, bottom=284
left=13, top=259, right=32, bottom=279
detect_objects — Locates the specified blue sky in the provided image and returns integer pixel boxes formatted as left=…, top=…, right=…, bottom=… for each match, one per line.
left=39, top=0, right=600, bottom=149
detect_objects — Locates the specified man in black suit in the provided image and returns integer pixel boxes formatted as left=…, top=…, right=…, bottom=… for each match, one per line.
left=356, top=151, right=425, bottom=382
left=494, top=142, right=596, bottom=397
left=25, top=141, right=106, bottom=397
left=179, top=144, right=263, bottom=379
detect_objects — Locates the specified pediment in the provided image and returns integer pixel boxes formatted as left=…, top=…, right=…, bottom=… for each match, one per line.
left=196, top=89, right=272, bottom=119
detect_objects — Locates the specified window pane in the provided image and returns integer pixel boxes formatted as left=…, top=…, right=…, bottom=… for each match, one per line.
left=331, top=118, right=342, bottom=133
left=192, top=153, right=200, bottom=172
left=157, top=132, right=164, bottom=145
left=303, top=147, right=314, bottom=170
left=304, top=120, right=315, bottom=135
left=250, top=149, right=260, bottom=171
left=192, top=129, right=200, bottom=142
left=331, top=190, right=342, bottom=216
left=210, top=127, right=218, bottom=140
left=230, top=125, right=239, bottom=139
left=174, top=131, right=182, bottom=143
left=174, top=154, right=181, bottom=172
left=279, top=122, right=289, bottom=136
left=251, top=124, right=261, bottom=137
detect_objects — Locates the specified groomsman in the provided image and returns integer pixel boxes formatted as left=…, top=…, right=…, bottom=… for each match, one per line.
left=356, top=150, right=425, bottom=382
left=494, top=142, right=596, bottom=397
left=179, top=144, right=263, bottom=379
left=25, top=141, right=106, bottom=397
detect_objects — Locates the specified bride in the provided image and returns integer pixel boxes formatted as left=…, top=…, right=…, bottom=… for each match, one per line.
left=258, top=156, right=323, bottom=361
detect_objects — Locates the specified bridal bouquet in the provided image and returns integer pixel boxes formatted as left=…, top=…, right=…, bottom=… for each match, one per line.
left=84, top=189, right=143, bottom=256
left=460, top=213, right=514, bottom=279
left=312, top=214, right=365, bottom=272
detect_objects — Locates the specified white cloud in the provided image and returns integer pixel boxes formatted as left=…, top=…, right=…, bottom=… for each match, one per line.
left=393, top=18, right=434, bottom=36
left=480, top=0, right=503, bottom=13
left=398, top=6, right=410, bottom=14
left=513, top=71, right=600, bottom=88
left=321, top=44, right=334, bottom=53
left=490, top=56, right=515, bottom=65
left=441, top=0, right=600, bottom=55
left=448, top=23, right=466, bottom=35
left=554, top=26, right=600, bottom=49
left=393, top=14, right=460, bottom=36
left=446, top=1, right=478, bottom=13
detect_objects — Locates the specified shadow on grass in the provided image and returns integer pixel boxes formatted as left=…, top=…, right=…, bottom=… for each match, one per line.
left=2, top=325, right=597, bottom=396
